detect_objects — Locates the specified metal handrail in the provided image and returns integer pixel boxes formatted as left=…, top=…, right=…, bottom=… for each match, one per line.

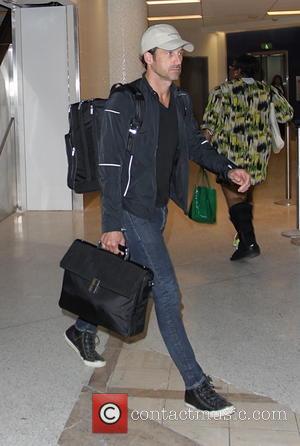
left=281, top=122, right=300, bottom=239
left=284, top=122, right=291, bottom=200
left=0, top=117, right=14, bottom=156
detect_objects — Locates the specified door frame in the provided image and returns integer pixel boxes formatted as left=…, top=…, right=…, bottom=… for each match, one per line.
left=249, top=50, right=289, bottom=99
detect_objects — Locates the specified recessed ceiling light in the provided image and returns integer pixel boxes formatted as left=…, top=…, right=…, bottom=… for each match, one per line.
left=267, top=10, right=300, bottom=16
left=147, top=0, right=200, bottom=4
left=148, top=14, right=202, bottom=20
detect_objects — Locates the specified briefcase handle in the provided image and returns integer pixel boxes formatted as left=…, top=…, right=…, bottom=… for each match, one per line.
left=118, top=244, right=130, bottom=260
left=97, top=242, right=130, bottom=261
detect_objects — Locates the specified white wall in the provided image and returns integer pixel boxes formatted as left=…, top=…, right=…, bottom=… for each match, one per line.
left=18, top=6, right=73, bottom=210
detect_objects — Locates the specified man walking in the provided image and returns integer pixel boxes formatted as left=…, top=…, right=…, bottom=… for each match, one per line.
left=65, top=24, right=251, bottom=417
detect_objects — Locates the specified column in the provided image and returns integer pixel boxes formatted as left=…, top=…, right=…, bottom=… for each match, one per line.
left=108, top=0, right=147, bottom=85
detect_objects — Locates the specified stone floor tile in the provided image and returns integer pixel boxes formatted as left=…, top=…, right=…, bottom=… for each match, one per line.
left=88, top=336, right=123, bottom=391
left=163, top=417, right=229, bottom=446
left=58, top=386, right=201, bottom=446
left=164, top=398, right=229, bottom=428
left=227, top=385, right=273, bottom=404
left=228, top=384, right=261, bottom=396
left=108, top=368, right=169, bottom=390
left=230, top=429, right=300, bottom=446
left=296, top=413, right=300, bottom=434
left=229, top=401, right=298, bottom=431
left=128, top=397, right=166, bottom=424
left=167, top=364, right=185, bottom=391
left=211, top=377, right=229, bottom=394
left=116, top=348, right=172, bottom=371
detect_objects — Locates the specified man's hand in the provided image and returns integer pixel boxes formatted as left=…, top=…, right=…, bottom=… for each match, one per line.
left=228, top=169, right=251, bottom=193
left=203, top=128, right=212, bottom=142
left=100, top=231, right=125, bottom=255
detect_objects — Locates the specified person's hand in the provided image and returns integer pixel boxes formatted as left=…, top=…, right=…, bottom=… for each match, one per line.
left=100, top=231, right=125, bottom=255
left=203, top=129, right=212, bottom=142
left=228, top=169, right=251, bottom=193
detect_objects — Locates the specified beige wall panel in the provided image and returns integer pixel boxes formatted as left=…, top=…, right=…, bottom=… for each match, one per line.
left=73, top=0, right=109, bottom=98
left=175, top=23, right=227, bottom=90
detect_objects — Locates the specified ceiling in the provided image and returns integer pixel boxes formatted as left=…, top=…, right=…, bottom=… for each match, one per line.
left=0, top=0, right=300, bottom=33
left=147, top=0, right=300, bottom=32
left=0, top=1, right=71, bottom=28
left=0, top=0, right=70, bottom=8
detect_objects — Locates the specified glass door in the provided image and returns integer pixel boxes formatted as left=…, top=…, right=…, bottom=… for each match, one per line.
left=250, top=51, right=289, bottom=99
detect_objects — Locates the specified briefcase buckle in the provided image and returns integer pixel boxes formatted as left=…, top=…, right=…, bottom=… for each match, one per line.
left=89, top=278, right=101, bottom=294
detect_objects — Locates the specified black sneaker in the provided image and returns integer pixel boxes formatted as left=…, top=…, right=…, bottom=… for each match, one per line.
left=230, top=242, right=260, bottom=261
left=65, top=325, right=106, bottom=368
left=185, top=376, right=235, bottom=417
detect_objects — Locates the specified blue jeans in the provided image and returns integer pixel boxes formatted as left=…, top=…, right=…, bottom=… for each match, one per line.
left=76, top=207, right=205, bottom=389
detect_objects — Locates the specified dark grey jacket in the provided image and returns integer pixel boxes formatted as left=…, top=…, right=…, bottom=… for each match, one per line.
left=99, top=76, right=234, bottom=232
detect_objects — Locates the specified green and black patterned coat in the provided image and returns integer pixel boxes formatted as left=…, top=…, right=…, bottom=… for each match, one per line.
left=202, top=79, right=294, bottom=184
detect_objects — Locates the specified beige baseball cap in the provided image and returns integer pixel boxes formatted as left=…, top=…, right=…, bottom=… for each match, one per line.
left=140, top=24, right=194, bottom=55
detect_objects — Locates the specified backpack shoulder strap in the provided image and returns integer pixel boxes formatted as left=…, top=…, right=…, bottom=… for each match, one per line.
left=110, top=82, right=144, bottom=126
left=123, top=83, right=144, bottom=128
left=176, top=90, right=189, bottom=118
left=180, top=93, right=189, bottom=117
left=110, top=83, right=145, bottom=154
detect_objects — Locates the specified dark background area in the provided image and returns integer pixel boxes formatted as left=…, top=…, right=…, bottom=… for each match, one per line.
left=0, top=7, right=11, bottom=65
left=181, top=56, right=208, bottom=124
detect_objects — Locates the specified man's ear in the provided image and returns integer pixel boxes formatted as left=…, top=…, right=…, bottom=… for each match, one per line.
left=144, top=51, right=154, bottom=65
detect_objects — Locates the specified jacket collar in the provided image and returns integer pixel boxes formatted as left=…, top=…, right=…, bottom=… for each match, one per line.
left=141, top=73, right=179, bottom=98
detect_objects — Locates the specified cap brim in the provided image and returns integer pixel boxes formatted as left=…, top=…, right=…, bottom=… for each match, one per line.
left=159, top=38, right=194, bottom=52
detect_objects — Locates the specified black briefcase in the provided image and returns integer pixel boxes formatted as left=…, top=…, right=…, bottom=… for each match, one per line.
left=59, top=239, right=154, bottom=337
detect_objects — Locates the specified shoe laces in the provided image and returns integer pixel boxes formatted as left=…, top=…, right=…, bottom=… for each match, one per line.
left=82, top=331, right=100, bottom=358
left=199, top=375, right=223, bottom=402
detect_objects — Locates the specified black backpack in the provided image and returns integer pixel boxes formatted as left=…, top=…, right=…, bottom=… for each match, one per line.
left=65, top=84, right=144, bottom=194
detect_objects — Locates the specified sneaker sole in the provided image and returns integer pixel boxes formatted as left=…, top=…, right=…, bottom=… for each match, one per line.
left=230, top=251, right=260, bottom=261
left=185, top=402, right=235, bottom=418
left=64, top=333, right=106, bottom=368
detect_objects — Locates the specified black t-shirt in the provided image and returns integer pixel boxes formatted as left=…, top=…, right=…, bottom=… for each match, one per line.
left=156, top=95, right=178, bottom=207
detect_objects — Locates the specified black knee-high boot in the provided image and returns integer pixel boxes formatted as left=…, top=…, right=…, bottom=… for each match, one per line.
left=229, top=202, right=260, bottom=261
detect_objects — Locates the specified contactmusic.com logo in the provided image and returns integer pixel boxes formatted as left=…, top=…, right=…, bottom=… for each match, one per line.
left=92, top=394, right=128, bottom=433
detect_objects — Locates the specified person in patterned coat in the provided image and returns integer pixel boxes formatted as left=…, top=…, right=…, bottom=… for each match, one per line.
left=202, top=54, right=293, bottom=261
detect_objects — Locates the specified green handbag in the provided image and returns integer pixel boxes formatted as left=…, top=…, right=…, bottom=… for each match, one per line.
left=189, top=168, right=217, bottom=224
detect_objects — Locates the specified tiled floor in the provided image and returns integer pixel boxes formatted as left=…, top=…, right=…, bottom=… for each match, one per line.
left=1, top=136, right=300, bottom=445
left=58, top=337, right=300, bottom=446
left=58, top=145, right=300, bottom=445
